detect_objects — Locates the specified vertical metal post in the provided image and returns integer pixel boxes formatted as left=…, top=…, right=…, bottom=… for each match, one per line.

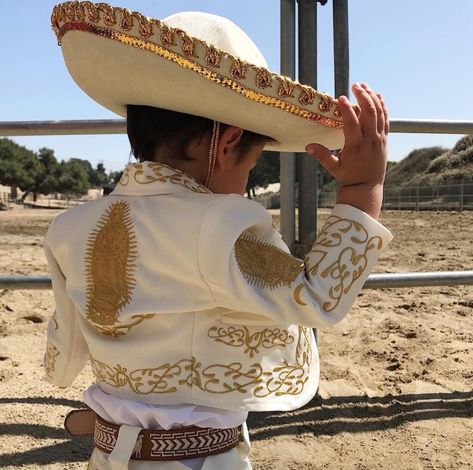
left=333, top=0, right=350, bottom=99
left=280, top=0, right=296, bottom=250
left=297, top=0, right=318, bottom=257
left=460, top=177, right=464, bottom=211
left=416, top=186, right=419, bottom=211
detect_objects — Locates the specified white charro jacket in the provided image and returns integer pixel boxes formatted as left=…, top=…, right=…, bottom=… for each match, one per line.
left=44, top=160, right=392, bottom=411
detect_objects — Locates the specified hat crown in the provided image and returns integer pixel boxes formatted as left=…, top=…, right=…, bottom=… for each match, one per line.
left=162, top=11, right=268, bottom=68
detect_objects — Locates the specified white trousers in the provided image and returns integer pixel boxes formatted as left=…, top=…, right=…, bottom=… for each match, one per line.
left=87, top=422, right=252, bottom=470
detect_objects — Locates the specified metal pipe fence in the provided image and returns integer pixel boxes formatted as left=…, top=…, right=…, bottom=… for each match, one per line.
left=2, top=271, right=473, bottom=290
left=279, top=0, right=296, bottom=248
left=2, top=119, right=473, bottom=137
left=2, top=113, right=473, bottom=292
left=318, top=181, right=473, bottom=211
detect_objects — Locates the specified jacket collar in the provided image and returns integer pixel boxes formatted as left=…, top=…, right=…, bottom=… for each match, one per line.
left=111, top=161, right=211, bottom=196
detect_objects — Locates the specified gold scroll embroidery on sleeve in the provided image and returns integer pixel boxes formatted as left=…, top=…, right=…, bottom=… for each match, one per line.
left=90, top=326, right=312, bottom=397
left=50, top=311, right=59, bottom=330
left=44, top=343, right=60, bottom=378
left=235, top=233, right=303, bottom=289
left=85, top=201, right=144, bottom=335
left=301, top=216, right=383, bottom=312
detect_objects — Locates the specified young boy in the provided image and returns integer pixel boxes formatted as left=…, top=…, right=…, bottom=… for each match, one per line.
left=45, top=3, right=392, bottom=468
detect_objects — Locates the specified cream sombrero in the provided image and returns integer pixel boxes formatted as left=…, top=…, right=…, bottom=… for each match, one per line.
left=51, top=1, right=350, bottom=152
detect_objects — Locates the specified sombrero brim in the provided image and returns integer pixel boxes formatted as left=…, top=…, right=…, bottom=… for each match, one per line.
left=52, top=2, right=349, bottom=152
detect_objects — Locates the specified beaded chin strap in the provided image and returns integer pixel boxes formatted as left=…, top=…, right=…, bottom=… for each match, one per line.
left=204, top=121, right=220, bottom=189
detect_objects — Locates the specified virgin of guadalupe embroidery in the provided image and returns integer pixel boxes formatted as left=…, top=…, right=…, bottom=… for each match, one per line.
left=85, top=201, right=138, bottom=327
left=234, top=233, right=304, bottom=289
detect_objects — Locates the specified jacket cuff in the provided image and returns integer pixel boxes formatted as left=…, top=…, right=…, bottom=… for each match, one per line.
left=331, top=203, right=393, bottom=249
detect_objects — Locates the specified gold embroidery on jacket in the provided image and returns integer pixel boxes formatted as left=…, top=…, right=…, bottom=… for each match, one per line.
left=50, top=311, right=59, bottom=330
left=133, top=163, right=210, bottom=193
left=254, top=326, right=312, bottom=397
left=44, top=343, right=60, bottom=378
left=293, top=282, right=307, bottom=306
left=305, top=216, right=383, bottom=312
left=208, top=326, right=294, bottom=358
left=118, top=162, right=210, bottom=194
left=118, top=165, right=131, bottom=186
left=93, top=314, right=154, bottom=337
left=90, top=356, right=196, bottom=394
left=89, top=327, right=312, bottom=397
left=235, top=233, right=304, bottom=289
left=85, top=201, right=138, bottom=332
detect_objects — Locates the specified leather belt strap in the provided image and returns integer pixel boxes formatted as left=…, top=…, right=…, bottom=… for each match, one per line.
left=64, top=408, right=241, bottom=461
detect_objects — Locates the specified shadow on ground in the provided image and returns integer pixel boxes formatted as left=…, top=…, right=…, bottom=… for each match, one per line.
left=1, top=391, right=472, bottom=466
left=247, top=390, right=473, bottom=441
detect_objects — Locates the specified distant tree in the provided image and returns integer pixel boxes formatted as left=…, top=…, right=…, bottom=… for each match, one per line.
left=0, top=138, right=41, bottom=200
left=65, top=157, right=112, bottom=190
left=246, top=151, right=279, bottom=198
left=109, top=170, right=124, bottom=185
left=57, top=159, right=91, bottom=195
left=90, top=162, right=110, bottom=188
left=36, top=147, right=60, bottom=197
left=68, top=157, right=93, bottom=177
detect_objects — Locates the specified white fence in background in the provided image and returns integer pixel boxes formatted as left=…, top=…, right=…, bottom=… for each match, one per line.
left=318, top=181, right=473, bottom=211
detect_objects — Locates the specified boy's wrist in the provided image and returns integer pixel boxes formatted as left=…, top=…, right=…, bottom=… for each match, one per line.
left=336, top=183, right=384, bottom=220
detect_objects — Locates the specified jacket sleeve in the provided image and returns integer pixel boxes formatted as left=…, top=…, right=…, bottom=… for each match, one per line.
left=43, top=222, right=89, bottom=387
left=198, top=197, right=393, bottom=328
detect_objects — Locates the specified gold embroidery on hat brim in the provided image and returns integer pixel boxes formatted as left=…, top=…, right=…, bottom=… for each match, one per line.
left=52, top=2, right=343, bottom=122
left=55, top=20, right=343, bottom=128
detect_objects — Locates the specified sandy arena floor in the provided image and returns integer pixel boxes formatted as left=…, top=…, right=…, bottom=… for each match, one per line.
left=0, top=207, right=472, bottom=469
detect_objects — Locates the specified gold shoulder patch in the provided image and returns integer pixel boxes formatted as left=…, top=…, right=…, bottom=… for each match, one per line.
left=85, top=201, right=138, bottom=327
left=234, top=233, right=303, bottom=289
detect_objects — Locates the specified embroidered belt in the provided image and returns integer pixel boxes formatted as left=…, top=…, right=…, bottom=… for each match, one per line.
left=65, top=408, right=241, bottom=461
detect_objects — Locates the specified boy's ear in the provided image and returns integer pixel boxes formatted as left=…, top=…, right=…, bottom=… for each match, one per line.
left=216, top=126, right=244, bottom=169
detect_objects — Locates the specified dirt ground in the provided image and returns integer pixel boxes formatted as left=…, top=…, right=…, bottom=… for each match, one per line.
left=0, top=207, right=472, bottom=469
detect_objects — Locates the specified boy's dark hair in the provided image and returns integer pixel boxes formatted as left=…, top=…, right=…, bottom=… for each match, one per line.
left=126, top=104, right=270, bottom=162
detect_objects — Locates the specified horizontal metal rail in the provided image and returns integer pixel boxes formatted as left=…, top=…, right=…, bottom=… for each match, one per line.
left=1, top=276, right=52, bottom=290
left=0, top=119, right=126, bottom=136
left=390, top=119, right=473, bottom=135
left=364, top=271, right=473, bottom=289
left=1, top=271, right=473, bottom=291
left=1, top=119, right=473, bottom=137
left=1, top=119, right=472, bottom=294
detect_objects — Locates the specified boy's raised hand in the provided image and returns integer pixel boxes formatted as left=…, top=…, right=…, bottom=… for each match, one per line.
left=305, top=82, right=389, bottom=219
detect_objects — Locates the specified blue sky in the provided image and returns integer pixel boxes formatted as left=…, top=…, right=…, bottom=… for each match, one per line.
left=1, top=0, right=472, bottom=172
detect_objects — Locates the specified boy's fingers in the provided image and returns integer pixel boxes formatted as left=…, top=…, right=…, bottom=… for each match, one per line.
left=337, top=95, right=362, bottom=143
left=377, top=93, right=390, bottom=134
left=361, top=83, right=384, bottom=134
left=305, top=143, right=339, bottom=174
left=352, top=83, right=377, bottom=138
